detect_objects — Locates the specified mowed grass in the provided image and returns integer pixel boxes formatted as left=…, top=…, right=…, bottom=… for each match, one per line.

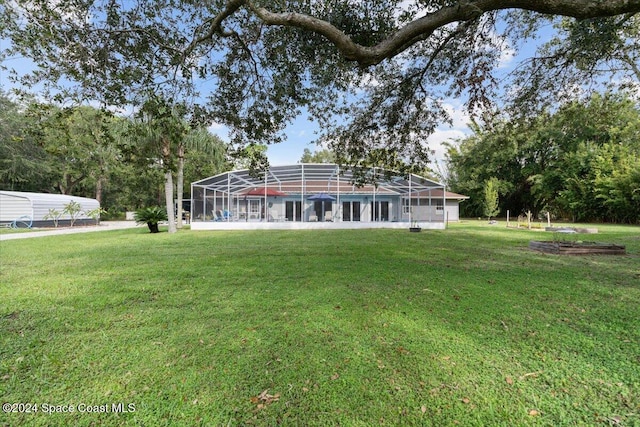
left=1, top=222, right=639, bottom=426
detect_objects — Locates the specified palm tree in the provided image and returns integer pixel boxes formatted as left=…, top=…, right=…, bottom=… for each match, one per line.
left=130, top=97, right=189, bottom=234
left=176, top=127, right=227, bottom=228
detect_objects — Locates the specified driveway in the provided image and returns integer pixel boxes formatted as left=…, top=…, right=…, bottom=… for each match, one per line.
left=0, top=221, right=142, bottom=241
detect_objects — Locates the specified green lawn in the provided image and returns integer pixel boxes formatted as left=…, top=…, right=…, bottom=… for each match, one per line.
left=1, top=222, right=639, bottom=426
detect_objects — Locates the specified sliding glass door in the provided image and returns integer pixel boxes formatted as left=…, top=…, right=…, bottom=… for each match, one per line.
left=371, top=201, right=389, bottom=221
left=285, top=201, right=302, bottom=222
left=342, top=201, right=361, bottom=222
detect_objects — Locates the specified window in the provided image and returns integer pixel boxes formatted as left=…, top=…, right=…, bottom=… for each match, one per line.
left=402, top=198, right=412, bottom=214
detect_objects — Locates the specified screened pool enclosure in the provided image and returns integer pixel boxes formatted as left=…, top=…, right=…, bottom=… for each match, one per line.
left=191, top=164, right=447, bottom=230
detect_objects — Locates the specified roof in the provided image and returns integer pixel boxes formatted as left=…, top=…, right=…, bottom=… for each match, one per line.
left=414, top=189, right=469, bottom=200
left=192, top=163, right=444, bottom=196
left=0, top=190, right=99, bottom=204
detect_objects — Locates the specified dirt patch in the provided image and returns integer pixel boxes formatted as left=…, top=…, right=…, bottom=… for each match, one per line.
left=529, top=241, right=626, bottom=255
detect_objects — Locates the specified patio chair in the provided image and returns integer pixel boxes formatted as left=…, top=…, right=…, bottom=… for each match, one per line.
left=309, top=214, right=318, bottom=222
left=324, top=211, right=333, bottom=222
left=223, top=210, right=233, bottom=221
left=214, top=210, right=224, bottom=221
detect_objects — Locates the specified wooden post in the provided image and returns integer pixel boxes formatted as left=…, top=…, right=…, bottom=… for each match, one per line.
left=506, top=210, right=510, bottom=228
left=527, top=210, right=532, bottom=229
left=546, top=211, right=551, bottom=228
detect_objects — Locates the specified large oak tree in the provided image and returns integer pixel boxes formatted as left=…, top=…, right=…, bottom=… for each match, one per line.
left=2, top=1, right=639, bottom=173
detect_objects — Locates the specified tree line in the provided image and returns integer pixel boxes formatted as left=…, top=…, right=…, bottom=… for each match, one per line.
left=0, top=91, right=228, bottom=221
left=445, top=93, right=640, bottom=224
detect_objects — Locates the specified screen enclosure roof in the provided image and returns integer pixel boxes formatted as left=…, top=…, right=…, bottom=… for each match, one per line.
left=192, top=163, right=444, bottom=196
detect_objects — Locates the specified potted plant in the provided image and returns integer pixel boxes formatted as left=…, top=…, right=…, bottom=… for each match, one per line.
left=134, top=206, right=168, bottom=233
left=409, top=221, right=422, bottom=232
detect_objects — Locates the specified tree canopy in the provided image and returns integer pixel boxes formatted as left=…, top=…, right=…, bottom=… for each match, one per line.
left=2, top=1, right=639, bottom=172
left=0, top=90, right=227, bottom=217
left=300, top=148, right=335, bottom=164
left=446, top=93, right=640, bottom=223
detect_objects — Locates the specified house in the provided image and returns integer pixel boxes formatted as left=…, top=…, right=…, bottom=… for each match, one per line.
left=413, top=189, right=469, bottom=222
left=0, top=191, right=100, bottom=227
left=190, top=163, right=467, bottom=230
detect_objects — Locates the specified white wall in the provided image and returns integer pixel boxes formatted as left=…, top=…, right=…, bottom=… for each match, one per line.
left=446, top=201, right=461, bottom=221
left=0, top=194, right=32, bottom=222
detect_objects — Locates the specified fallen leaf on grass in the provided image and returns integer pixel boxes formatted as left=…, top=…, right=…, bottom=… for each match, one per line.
left=609, top=416, right=622, bottom=425
left=505, top=376, right=514, bottom=385
left=396, top=346, right=410, bottom=355
left=461, top=398, right=471, bottom=404
left=520, top=371, right=542, bottom=380
left=529, top=409, right=540, bottom=416
left=421, top=405, right=427, bottom=413
left=331, top=373, right=340, bottom=381
left=250, top=389, right=280, bottom=408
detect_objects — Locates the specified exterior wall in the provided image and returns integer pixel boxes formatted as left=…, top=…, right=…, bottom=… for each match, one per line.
left=445, top=201, right=461, bottom=221
left=403, top=198, right=463, bottom=223
left=193, top=193, right=463, bottom=225
left=411, top=205, right=445, bottom=222
left=197, top=194, right=409, bottom=223
left=0, top=193, right=32, bottom=222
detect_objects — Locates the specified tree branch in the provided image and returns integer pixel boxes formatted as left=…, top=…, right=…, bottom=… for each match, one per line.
left=183, top=0, right=246, bottom=60
left=245, top=0, right=640, bottom=67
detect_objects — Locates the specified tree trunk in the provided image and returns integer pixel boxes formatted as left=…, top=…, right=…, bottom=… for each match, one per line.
left=164, top=170, right=177, bottom=234
left=176, top=142, right=185, bottom=229
left=95, top=175, right=104, bottom=205
left=162, top=136, right=177, bottom=234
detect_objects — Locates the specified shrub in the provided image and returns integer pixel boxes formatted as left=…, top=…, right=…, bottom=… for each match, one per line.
left=43, top=208, right=63, bottom=227
left=134, top=207, right=168, bottom=233
left=63, top=200, right=83, bottom=227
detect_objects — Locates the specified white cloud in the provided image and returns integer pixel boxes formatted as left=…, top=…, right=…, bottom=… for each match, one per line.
left=426, top=100, right=472, bottom=165
left=17, top=0, right=91, bottom=25
left=442, top=99, right=471, bottom=129
left=207, top=123, right=230, bottom=142
left=207, top=122, right=226, bottom=131
left=427, top=129, right=466, bottom=163
left=497, top=46, right=516, bottom=69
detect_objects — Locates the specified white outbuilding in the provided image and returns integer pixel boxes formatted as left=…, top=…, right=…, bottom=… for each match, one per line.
left=0, top=191, right=100, bottom=228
